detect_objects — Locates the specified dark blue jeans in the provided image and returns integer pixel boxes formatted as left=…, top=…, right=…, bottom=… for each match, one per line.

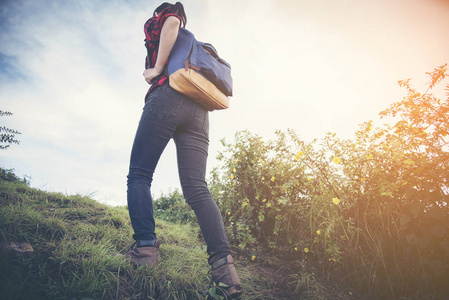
left=127, top=82, right=231, bottom=264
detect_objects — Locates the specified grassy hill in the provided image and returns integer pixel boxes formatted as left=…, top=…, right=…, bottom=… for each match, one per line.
left=0, top=169, right=352, bottom=300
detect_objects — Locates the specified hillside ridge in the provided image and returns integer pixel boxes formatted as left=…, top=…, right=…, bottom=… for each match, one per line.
left=0, top=169, right=349, bottom=300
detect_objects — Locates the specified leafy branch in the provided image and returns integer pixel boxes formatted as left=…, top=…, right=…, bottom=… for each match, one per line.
left=0, top=110, right=21, bottom=150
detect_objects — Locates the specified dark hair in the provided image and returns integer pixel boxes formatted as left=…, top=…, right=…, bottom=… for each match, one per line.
left=154, top=2, right=187, bottom=28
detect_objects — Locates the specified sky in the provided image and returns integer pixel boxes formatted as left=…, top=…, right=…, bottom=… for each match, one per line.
left=1, top=0, right=448, bottom=206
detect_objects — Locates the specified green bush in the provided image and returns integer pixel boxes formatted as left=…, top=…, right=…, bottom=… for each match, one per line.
left=209, top=64, right=449, bottom=299
left=154, top=189, right=197, bottom=225
left=0, top=167, right=28, bottom=184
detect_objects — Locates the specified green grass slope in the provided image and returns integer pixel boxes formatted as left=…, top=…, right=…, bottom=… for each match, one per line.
left=0, top=171, right=350, bottom=300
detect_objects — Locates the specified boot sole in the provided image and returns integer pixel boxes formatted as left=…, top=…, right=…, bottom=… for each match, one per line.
left=225, top=286, right=243, bottom=298
left=210, top=285, right=243, bottom=299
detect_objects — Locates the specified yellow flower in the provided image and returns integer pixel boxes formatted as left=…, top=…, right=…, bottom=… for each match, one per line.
left=230, top=174, right=234, bottom=180
left=271, top=176, right=275, bottom=181
left=332, top=197, right=340, bottom=205
left=294, top=151, right=304, bottom=161
left=294, top=247, right=298, bottom=251
left=367, top=153, right=373, bottom=160
left=333, top=156, right=341, bottom=164
left=307, top=176, right=312, bottom=181
left=304, top=247, right=309, bottom=253
left=316, top=229, right=321, bottom=235
left=235, top=159, right=239, bottom=163
left=233, top=168, right=236, bottom=173
left=404, top=159, right=415, bottom=166
left=251, top=255, right=256, bottom=261
left=227, top=211, right=231, bottom=215
left=262, top=199, right=267, bottom=202
left=261, top=176, right=265, bottom=180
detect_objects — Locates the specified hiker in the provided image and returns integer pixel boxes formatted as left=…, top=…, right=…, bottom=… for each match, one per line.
left=122, top=2, right=243, bottom=298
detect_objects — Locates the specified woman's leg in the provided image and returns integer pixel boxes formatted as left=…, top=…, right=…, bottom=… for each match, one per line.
left=174, top=104, right=242, bottom=297
left=127, top=85, right=184, bottom=242
left=173, top=105, right=231, bottom=264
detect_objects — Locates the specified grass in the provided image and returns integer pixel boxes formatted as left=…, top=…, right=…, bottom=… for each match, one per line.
left=0, top=171, right=352, bottom=299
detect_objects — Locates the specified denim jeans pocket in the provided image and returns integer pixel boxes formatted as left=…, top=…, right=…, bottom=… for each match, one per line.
left=145, top=84, right=185, bottom=119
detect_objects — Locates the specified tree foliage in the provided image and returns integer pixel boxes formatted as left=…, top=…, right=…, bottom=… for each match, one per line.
left=0, top=110, right=21, bottom=150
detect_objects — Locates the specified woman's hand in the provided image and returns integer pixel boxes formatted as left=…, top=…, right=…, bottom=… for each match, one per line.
left=143, top=67, right=163, bottom=84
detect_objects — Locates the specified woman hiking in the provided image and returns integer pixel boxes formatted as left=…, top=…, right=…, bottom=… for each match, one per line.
left=121, top=2, right=243, bottom=298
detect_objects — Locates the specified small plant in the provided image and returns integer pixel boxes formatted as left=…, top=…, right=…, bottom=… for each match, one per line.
left=208, top=282, right=230, bottom=300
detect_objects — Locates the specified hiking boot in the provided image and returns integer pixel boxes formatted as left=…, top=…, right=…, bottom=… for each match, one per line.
left=211, top=255, right=243, bottom=298
left=116, top=240, right=160, bottom=267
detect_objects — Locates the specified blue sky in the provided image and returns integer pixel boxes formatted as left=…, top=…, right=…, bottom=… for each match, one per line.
left=1, top=0, right=448, bottom=206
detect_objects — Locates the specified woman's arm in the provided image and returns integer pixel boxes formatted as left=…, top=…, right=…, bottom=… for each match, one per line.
left=143, top=16, right=181, bottom=84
